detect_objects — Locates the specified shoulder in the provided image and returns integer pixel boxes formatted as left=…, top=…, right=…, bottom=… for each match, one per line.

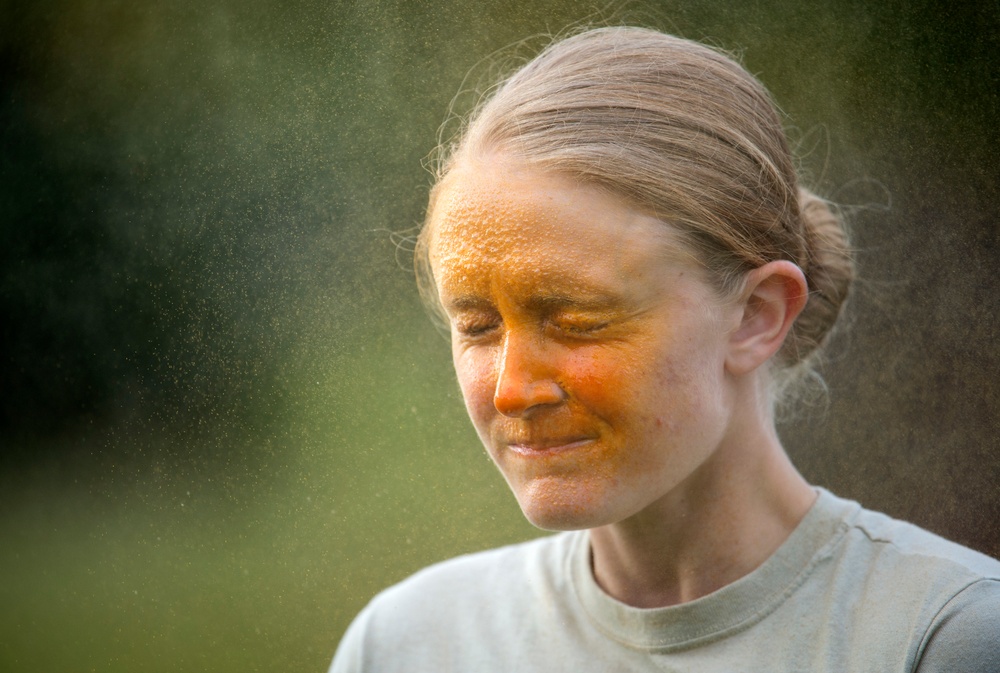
left=329, top=532, right=581, bottom=673
left=367, top=530, right=575, bottom=615
left=821, top=489, right=1000, bottom=585
left=915, top=578, right=1000, bottom=672
left=814, top=490, right=1000, bottom=670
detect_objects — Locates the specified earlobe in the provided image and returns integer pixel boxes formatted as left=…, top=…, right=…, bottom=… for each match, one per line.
left=726, top=261, right=809, bottom=376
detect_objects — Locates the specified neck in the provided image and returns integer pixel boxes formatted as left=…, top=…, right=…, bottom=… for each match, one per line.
left=588, top=416, right=815, bottom=608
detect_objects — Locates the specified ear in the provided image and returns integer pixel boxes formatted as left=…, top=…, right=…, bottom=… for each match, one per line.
left=726, top=261, right=809, bottom=376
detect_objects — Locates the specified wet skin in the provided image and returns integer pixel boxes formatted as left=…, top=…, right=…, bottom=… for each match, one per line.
left=427, top=155, right=750, bottom=532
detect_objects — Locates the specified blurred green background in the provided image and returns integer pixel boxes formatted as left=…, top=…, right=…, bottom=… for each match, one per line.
left=1, top=1, right=997, bottom=670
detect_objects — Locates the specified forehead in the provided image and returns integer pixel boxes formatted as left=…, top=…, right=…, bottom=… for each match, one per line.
left=427, top=157, right=692, bottom=298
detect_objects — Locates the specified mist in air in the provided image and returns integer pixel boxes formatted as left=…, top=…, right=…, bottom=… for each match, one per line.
left=1, top=1, right=997, bottom=670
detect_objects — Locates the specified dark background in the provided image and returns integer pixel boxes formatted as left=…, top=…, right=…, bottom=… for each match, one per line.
left=2, top=1, right=998, bottom=671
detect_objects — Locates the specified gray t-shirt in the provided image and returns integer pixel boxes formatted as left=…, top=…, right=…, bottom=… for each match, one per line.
left=330, top=489, right=1000, bottom=671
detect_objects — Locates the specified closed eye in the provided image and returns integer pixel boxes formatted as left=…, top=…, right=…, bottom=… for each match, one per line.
left=453, top=315, right=501, bottom=338
left=458, top=322, right=499, bottom=336
left=550, top=319, right=610, bottom=337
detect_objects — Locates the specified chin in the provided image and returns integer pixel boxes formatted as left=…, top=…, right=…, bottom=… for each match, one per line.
left=514, top=479, right=620, bottom=531
left=521, top=507, right=597, bottom=532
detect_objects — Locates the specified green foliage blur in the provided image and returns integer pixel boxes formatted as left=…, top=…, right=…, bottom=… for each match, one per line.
left=1, top=1, right=998, bottom=671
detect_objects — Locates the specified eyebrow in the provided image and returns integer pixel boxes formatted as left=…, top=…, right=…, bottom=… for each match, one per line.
left=523, top=293, right=621, bottom=311
left=443, top=295, right=496, bottom=313
left=443, top=292, right=621, bottom=314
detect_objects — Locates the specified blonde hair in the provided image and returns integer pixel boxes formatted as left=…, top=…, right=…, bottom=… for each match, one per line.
left=418, top=26, right=853, bottom=394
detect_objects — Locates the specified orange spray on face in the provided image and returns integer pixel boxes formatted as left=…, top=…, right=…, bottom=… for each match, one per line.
left=427, top=154, right=744, bottom=531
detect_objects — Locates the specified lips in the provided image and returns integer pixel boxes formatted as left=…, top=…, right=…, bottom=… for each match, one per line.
left=504, top=436, right=597, bottom=456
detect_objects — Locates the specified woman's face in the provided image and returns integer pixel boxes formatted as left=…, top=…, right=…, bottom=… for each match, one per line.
left=427, top=155, right=744, bottom=531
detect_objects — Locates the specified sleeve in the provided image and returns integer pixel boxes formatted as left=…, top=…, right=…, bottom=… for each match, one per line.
left=328, top=606, right=374, bottom=673
left=915, top=579, right=1000, bottom=673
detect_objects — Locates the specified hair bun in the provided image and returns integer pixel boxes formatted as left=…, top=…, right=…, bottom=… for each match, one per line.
left=785, top=187, right=854, bottom=367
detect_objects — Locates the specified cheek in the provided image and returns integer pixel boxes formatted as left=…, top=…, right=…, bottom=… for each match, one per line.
left=564, top=346, right=658, bottom=415
left=453, top=348, right=498, bottom=426
left=563, top=350, right=665, bottom=450
left=565, top=343, right=701, bottom=441
left=564, top=351, right=623, bottom=408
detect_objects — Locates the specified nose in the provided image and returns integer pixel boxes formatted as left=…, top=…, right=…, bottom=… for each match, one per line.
left=493, top=331, right=565, bottom=417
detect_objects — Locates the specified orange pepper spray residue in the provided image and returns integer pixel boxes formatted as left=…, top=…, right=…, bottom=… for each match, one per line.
left=427, top=154, right=740, bottom=531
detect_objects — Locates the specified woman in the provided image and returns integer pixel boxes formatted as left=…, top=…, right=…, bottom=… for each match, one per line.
left=331, top=27, right=999, bottom=671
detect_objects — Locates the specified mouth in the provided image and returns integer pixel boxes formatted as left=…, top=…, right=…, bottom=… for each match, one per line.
left=505, top=437, right=596, bottom=456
